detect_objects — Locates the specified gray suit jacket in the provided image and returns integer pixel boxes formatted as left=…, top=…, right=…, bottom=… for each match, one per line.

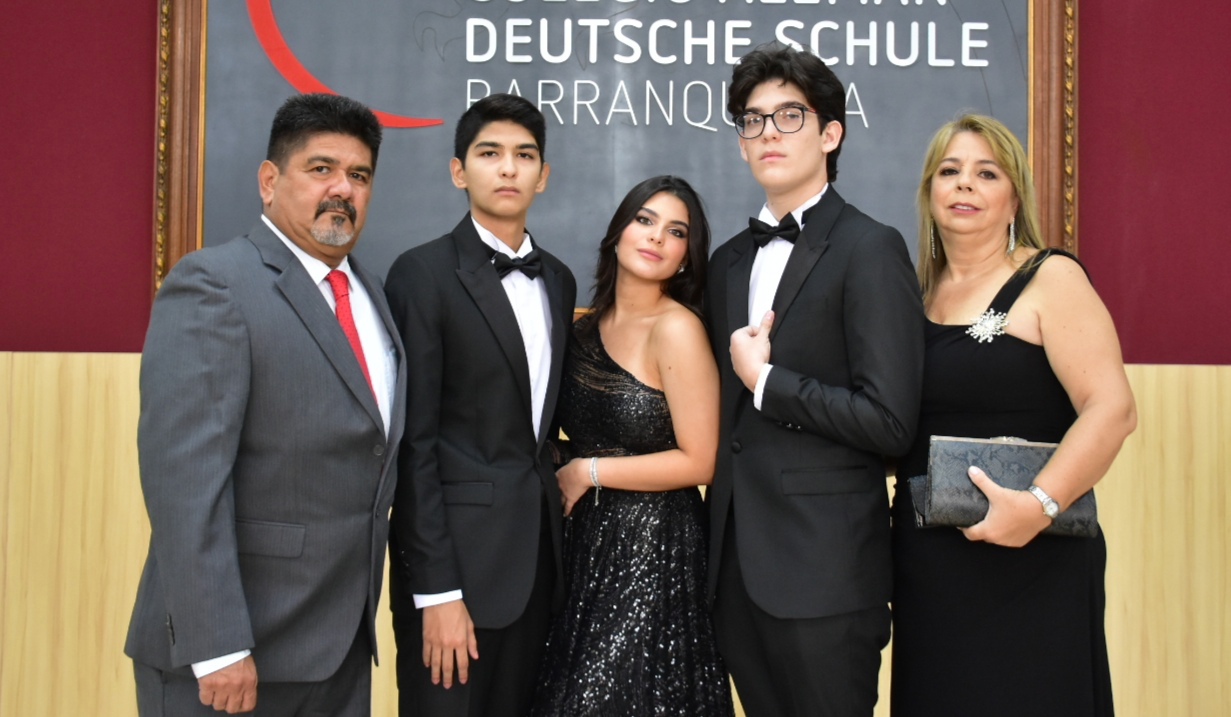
left=125, top=220, right=406, bottom=682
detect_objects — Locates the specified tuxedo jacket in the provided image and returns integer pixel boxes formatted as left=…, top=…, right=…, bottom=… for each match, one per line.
left=705, top=188, right=925, bottom=619
left=125, top=220, right=407, bottom=681
left=384, top=214, right=577, bottom=629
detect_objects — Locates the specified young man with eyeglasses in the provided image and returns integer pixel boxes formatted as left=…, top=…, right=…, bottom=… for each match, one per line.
left=704, top=43, right=925, bottom=717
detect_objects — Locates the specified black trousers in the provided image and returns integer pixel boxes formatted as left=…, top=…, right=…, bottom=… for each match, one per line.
left=133, top=622, right=371, bottom=717
left=713, top=514, right=891, bottom=717
left=392, top=512, right=555, bottom=717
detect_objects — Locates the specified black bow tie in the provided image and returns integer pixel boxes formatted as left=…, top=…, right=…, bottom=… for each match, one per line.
left=492, top=249, right=543, bottom=279
left=749, top=213, right=802, bottom=247
left=750, top=201, right=822, bottom=248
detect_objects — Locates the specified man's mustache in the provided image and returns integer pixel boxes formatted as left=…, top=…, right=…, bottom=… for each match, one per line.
left=315, top=200, right=357, bottom=223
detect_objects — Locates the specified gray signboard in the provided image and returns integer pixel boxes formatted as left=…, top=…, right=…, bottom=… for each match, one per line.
left=204, top=0, right=1029, bottom=299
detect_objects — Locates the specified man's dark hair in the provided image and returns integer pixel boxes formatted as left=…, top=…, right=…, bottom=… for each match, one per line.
left=728, top=43, right=846, bottom=182
left=454, top=94, right=547, bottom=165
left=266, top=93, right=383, bottom=170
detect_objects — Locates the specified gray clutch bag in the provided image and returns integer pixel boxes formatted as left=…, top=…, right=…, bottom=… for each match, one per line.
left=906, top=435, right=1099, bottom=538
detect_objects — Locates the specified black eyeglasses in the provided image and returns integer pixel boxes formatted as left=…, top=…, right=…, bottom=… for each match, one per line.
left=734, top=106, right=819, bottom=139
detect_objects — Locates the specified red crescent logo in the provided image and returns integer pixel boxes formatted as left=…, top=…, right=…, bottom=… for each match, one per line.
left=247, top=0, right=443, bottom=128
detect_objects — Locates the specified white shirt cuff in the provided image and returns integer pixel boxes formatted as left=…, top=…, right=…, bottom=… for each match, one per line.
left=752, top=364, right=774, bottom=411
left=192, top=649, right=251, bottom=678
left=414, top=590, right=464, bottom=609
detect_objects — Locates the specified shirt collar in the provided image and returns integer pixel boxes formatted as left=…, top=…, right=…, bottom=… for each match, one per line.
left=471, top=216, right=535, bottom=259
left=262, top=214, right=354, bottom=285
left=757, top=184, right=828, bottom=227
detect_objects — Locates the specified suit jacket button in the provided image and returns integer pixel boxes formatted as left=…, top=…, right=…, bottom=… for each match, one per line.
left=373, top=444, right=385, bottom=457
left=731, top=441, right=742, bottom=453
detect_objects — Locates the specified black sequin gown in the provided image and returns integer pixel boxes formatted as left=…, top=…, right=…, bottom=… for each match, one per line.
left=531, top=315, right=734, bottom=717
left=890, top=250, right=1114, bottom=716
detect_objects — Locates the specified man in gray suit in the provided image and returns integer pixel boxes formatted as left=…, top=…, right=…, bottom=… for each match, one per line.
left=125, top=94, right=406, bottom=716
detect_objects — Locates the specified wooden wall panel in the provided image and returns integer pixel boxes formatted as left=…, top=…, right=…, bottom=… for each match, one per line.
left=0, top=353, right=145, bottom=715
left=1098, top=365, right=1231, bottom=715
left=0, top=351, right=10, bottom=694
left=0, top=356, right=1227, bottom=715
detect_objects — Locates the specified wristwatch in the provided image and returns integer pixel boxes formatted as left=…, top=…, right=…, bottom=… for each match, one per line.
left=1027, top=485, right=1060, bottom=519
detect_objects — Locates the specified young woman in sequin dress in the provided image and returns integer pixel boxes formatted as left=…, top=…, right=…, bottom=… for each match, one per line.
left=531, top=176, right=734, bottom=716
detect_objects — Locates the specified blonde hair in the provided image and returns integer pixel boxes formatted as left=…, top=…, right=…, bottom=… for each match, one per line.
left=916, top=114, right=1045, bottom=302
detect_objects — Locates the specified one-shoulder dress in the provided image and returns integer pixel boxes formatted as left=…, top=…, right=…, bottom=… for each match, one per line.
left=531, top=314, right=734, bottom=717
left=890, top=250, right=1114, bottom=716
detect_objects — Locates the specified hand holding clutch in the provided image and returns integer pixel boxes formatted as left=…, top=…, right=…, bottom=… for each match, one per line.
left=907, top=435, right=1099, bottom=539
left=959, top=466, right=1062, bottom=547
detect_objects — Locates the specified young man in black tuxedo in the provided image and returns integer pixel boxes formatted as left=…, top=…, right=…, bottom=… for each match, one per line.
left=384, top=94, right=577, bottom=717
left=704, top=44, right=925, bottom=717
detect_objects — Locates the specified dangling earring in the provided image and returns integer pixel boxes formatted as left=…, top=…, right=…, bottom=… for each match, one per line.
left=676, top=263, right=686, bottom=275
left=1007, top=221, right=1017, bottom=255
left=930, top=223, right=937, bottom=260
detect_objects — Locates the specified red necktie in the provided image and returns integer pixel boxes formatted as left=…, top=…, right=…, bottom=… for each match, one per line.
left=326, top=270, right=374, bottom=393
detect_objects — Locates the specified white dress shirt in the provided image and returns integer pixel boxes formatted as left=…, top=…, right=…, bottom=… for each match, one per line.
left=191, top=217, right=397, bottom=678
left=412, top=216, right=555, bottom=611
left=749, top=186, right=827, bottom=410
left=473, top=218, right=554, bottom=440
left=264, top=215, right=396, bottom=435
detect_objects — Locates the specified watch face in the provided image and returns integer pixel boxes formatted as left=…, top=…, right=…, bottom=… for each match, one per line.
left=1044, top=502, right=1060, bottom=519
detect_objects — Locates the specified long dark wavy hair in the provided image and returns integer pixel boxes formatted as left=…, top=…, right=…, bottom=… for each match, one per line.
left=586, top=175, right=711, bottom=329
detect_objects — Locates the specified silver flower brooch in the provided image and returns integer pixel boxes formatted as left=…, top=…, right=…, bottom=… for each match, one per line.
left=966, top=309, right=1009, bottom=343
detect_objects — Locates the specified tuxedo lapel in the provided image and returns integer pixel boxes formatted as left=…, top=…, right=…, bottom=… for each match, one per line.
left=250, top=223, right=384, bottom=431
left=768, top=189, right=841, bottom=341
left=538, top=261, right=568, bottom=446
left=723, top=234, right=758, bottom=425
left=726, top=234, right=756, bottom=338
left=451, top=217, right=535, bottom=426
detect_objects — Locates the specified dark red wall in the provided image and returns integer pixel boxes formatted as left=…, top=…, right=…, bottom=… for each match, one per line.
left=2, top=3, right=156, bottom=352
left=1079, top=2, right=1231, bottom=364
left=2, top=1, right=1227, bottom=363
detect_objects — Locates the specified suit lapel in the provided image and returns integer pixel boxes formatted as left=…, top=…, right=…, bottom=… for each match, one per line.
left=451, top=216, right=536, bottom=426
left=768, top=189, right=841, bottom=341
left=250, top=222, right=384, bottom=431
left=723, top=233, right=757, bottom=425
left=726, top=233, right=756, bottom=340
left=538, top=260, right=568, bottom=446
left=351, top=257, right=406, bottom=440
left=351, top=257, right=405, bottom=508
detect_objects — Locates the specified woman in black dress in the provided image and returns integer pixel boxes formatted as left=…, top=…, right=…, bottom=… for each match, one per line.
left=891, top=115, right=1137, bottom=716
left=531, top=176, right=733, bottom=716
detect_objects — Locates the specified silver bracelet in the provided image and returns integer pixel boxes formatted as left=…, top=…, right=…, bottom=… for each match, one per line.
left=589, top=457, right=601, bottom=504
